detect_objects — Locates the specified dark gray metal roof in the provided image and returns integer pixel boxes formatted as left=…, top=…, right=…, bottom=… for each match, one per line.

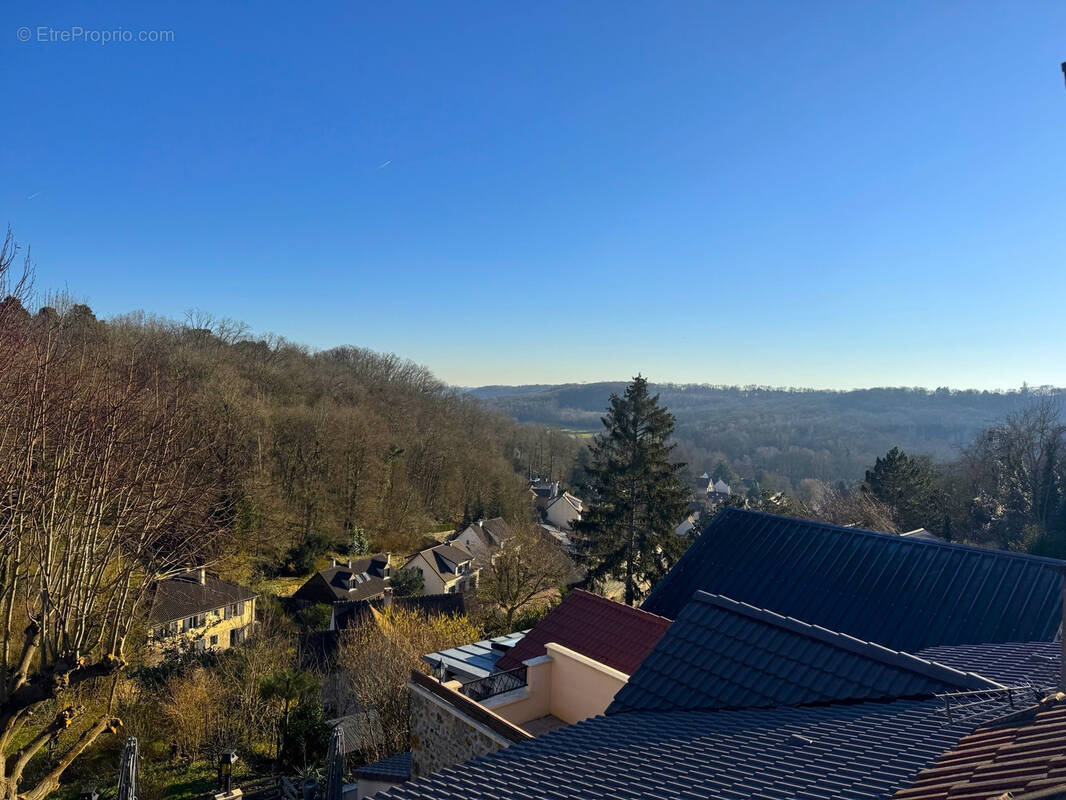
left=378, top=697, right=1016, bottom=800
left=608, top=591, right=1001, bottom=715
left=641, top=508, right=1064, bottom=651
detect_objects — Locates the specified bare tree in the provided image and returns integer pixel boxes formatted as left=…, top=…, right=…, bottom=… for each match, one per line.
left=479, top=527, right=573, bottom=629
left=965, top=398, right=1066, bottom=549
left=0, top=236, right=226, bottom=800
left=337, top=608, right=480, bottom=765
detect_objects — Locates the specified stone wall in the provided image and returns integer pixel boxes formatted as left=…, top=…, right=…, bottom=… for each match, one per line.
left=408, top=685, right=510, bottom=779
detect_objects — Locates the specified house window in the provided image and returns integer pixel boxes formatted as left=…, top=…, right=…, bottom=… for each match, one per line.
left=224, top=602, right=246, bottom=620
left=186, top=614, right=205, bottom=630
left=209, top=635, right=218, bottom=647
left=195, top=639, right=206, bottom=653
left=229, top=626, right=245, bottom=647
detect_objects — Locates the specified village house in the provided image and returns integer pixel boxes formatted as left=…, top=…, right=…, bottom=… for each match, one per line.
left=708, top=477, right=731, bottom=498
left=147, top=569, right=257, bottom=659
left=402, top=543, right=479, bottom=595
left=449, top=517, right=515, bottom=568
left=544, top=492, right=582, bottom=531
left=292, top=554, right=392, bottom=605
left=674, top=512, right=697, bottom=537
left=528, top=480, right=559, bottom=511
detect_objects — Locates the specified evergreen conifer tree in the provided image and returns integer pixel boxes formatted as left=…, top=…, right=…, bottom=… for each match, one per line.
left=575, top=375, right=691, bottom=605
left=863, top=446, right=940, bottom=532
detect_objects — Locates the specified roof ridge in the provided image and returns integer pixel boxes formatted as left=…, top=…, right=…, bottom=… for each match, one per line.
left=568, top=588, right=674, bottom=623
left=690, top=590, right=1005, bottom=692
left=715, top=507, right=1066, bottom=567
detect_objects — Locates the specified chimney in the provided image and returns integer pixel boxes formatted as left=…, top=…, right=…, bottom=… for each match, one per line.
left=198, top=567, right=206, bottom=585
left=382, top=586, right=393, bottom=609
left=330, top=558, right=337, bottom=568
left=348, top=559, right=353, bottom=569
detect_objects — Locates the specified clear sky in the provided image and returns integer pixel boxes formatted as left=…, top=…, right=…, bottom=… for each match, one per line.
left=3, top=1, right=1065, bottom=389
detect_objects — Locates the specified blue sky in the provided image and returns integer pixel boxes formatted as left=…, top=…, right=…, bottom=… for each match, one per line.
left=3, top=1, right=1065, bottom=389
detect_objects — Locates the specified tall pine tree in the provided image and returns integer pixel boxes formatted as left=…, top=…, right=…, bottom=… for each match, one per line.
left=863, top=446, right=941, bottom=533
left=575, top=375, right=691, bottom=605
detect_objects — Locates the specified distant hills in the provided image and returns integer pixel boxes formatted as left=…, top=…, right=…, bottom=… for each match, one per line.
left=469, top=382, right=1066, bottom=487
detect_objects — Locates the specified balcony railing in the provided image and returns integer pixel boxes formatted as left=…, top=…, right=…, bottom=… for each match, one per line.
left=458, top=665, right=528, bottom=702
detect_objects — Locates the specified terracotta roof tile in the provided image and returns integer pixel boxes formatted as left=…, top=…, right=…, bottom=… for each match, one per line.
left=895, top=694, right=1066, bottom=800
left=494, top=589, right=670, bottom=675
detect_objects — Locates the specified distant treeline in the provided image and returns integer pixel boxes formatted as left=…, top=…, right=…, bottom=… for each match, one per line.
left=470, top=382, right=1066, bottom=490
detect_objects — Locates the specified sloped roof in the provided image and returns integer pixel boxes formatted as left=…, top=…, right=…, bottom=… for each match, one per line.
left=916, top=642, right=1061, bottom=692
left=453, top=519, right=515, bottom=567
left=379, top=697, right=1017, bottom=800
left=406, top=544, right=473, bottom=578
left=895, top=694, right=1066, bottom=800
left=149, top=572, right=257, bottom=623
left=480, top=518, right=515, bottom=547
left=641, top=508, right=1064, bottom=651
left=494, top=589, right=670, bottom=674
left=355, top=751, right=411, bottom=782
left=548, top=492, right=582, bottom=513
left=608, top=591, right=1001, bottom=715
left=292, top=554, right=390, bottom=604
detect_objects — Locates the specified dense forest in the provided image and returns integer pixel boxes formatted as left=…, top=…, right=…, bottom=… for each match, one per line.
left=65, top=316, right=585, bottom=570
left=0, top=260, right=581, bottom=583
left=0, top=231, right=585, bottom=800
left=471, top=382, right=1066, bottom=492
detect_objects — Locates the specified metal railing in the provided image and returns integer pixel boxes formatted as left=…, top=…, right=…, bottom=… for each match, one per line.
left=936, top=683, right=1042, bottom=724
left=459, top=665, right=528, bottom=702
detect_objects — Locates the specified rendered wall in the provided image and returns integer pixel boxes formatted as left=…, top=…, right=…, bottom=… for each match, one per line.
left=544, top=642, right=628, bottom=724
left=484, top=644, right=628, bottom=727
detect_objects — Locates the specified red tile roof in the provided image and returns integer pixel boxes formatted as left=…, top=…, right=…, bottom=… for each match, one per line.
left=494, top=589, right=671, bottom=675
left=895, top=693, right=1066, bottom=800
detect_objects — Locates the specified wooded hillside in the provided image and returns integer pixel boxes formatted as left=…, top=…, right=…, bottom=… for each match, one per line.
left=472, top=382, right=1066, bottom=491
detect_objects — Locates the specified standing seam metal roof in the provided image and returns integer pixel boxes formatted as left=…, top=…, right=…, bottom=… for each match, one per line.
left=641, top=508, right=1064, bottom=651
